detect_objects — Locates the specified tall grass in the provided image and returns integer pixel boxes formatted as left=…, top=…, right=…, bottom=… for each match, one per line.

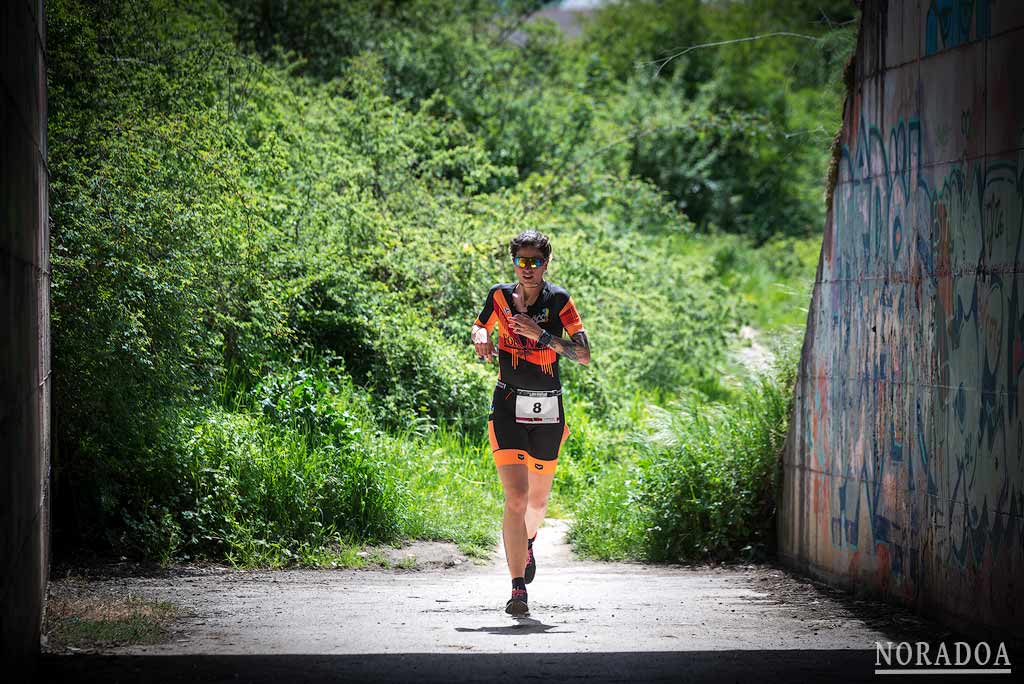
left=164, top=253, right=805, bottom=569
left=104, top=233, right=809, bottom=569
left=568, top=353, right=797, bottom=563
left=700, top=234, right=820, bottom=332
left=135, top=361, right=504, bottom=567
left=398, top=425, right=503, bottom=558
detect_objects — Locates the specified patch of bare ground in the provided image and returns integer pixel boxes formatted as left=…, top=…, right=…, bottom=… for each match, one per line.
left=43, top=584, right=180, bottom=653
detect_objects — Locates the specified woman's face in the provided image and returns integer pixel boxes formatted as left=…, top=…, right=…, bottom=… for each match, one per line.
left=512, top=246, right=548, bottom=288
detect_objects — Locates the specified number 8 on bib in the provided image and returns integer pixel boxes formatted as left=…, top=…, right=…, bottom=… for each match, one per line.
left=514, top=393, right=560, bottom=424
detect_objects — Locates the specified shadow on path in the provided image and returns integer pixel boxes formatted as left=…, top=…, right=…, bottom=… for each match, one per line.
left=454, top=616, right=570, bottom=635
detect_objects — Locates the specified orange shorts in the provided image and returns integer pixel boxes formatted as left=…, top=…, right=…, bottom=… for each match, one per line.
left=487, top=384, right=569, bottom=476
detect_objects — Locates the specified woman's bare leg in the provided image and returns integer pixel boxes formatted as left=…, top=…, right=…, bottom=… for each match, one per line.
left=498, top=464, right=529, bottom=577
left=525, top=469, right=555, bottom=540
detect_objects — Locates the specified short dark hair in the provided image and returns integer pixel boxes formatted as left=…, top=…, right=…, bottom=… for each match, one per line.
left=509, top=230, right=552, bottom=259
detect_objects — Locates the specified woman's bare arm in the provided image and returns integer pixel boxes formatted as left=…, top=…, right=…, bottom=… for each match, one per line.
left=544, top=330, right=590, bottom=365
left=471, top=324, right=496, bottom=360
left=508, top=314, right=591, bottom=365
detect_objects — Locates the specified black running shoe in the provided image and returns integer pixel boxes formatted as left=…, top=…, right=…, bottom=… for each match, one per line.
left=505, top=588, right=529, bottom=616
left=524, top=544, right=536, bottom=584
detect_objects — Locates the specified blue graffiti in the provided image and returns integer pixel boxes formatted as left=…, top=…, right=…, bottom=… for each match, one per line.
left=925, top=0, right=991, bottom=56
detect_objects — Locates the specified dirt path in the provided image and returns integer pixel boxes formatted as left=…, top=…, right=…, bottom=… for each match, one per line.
left=40, top=519, right=951, bottom=682
left=732, top=325, right=775, bottom=374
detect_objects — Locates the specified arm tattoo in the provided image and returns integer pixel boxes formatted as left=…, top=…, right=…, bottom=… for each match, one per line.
left=547, top=331, right=590, bottom=364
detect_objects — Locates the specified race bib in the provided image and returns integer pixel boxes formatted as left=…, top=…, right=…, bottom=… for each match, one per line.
left=514, top=392, right=560, bottom=424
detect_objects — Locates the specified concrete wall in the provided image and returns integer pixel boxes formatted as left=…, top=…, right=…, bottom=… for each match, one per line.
left=781, top=0, right=1024, bottom=637
left=1, top=0, right=51, bottom=670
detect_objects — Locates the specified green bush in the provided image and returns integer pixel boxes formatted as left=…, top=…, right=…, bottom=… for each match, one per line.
left=566, top=460, right=647, bottom=561
left=178, top=405, right=406, bottom=566
left=92, top=363, right=408, bottom=565
left=46, top=0, right=834, bottom=565
left=570, top=361, right=795, bottom=562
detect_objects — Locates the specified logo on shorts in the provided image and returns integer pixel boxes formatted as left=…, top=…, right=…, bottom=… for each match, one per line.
left=534, top=463, right=544, bottom=470
left=517, top=454, right=526, bottom=460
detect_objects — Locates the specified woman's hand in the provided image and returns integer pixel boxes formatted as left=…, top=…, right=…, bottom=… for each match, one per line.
left=509, top=314, right=543, bottom=341
left=471, top=325, right=496, bottom=361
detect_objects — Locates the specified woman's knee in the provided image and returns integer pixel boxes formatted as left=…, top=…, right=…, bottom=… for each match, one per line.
left=527, top=489, right=550, bottom=510
left=504, top=488, right=529, bottom=515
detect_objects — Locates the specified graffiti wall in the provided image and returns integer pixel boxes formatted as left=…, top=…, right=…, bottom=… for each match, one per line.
left=780, top=0, right=1024, bottom=636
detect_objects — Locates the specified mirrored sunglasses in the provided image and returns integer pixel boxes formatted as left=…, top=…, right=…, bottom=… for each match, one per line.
left=511, top=255, right=545, bottom=269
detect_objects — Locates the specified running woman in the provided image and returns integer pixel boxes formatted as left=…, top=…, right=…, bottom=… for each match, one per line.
left=470, top=230, right=590, bottom=616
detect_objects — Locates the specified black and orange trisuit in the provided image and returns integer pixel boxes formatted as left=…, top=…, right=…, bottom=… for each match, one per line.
left=474, top=281, right=585, bottom=475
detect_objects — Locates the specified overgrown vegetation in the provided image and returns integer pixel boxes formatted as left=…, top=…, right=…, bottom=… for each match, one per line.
left=569, top=339, right=800, bottom=561
left=48, top=0, right=852, bottom=566
left=44, top=594, right=178, bottom=649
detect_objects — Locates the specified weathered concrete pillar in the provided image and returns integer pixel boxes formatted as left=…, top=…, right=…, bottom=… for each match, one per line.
left=1, top=0, right=51, bottom=673
left=781, top=0, right=1024, bottom=639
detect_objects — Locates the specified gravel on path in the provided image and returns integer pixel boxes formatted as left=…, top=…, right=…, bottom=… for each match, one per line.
left=40, top=519, right=959, bottom=683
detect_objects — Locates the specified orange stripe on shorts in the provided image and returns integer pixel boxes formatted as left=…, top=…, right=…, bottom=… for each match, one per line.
left=526, top=454, right=557, bottom=476
left=493, top=449, right=528, bottom=467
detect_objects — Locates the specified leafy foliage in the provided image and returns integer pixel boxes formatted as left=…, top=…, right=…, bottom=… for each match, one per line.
left=570, top=357, right=796, bottom=562
left=47, top=0, right=845, bottom=564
